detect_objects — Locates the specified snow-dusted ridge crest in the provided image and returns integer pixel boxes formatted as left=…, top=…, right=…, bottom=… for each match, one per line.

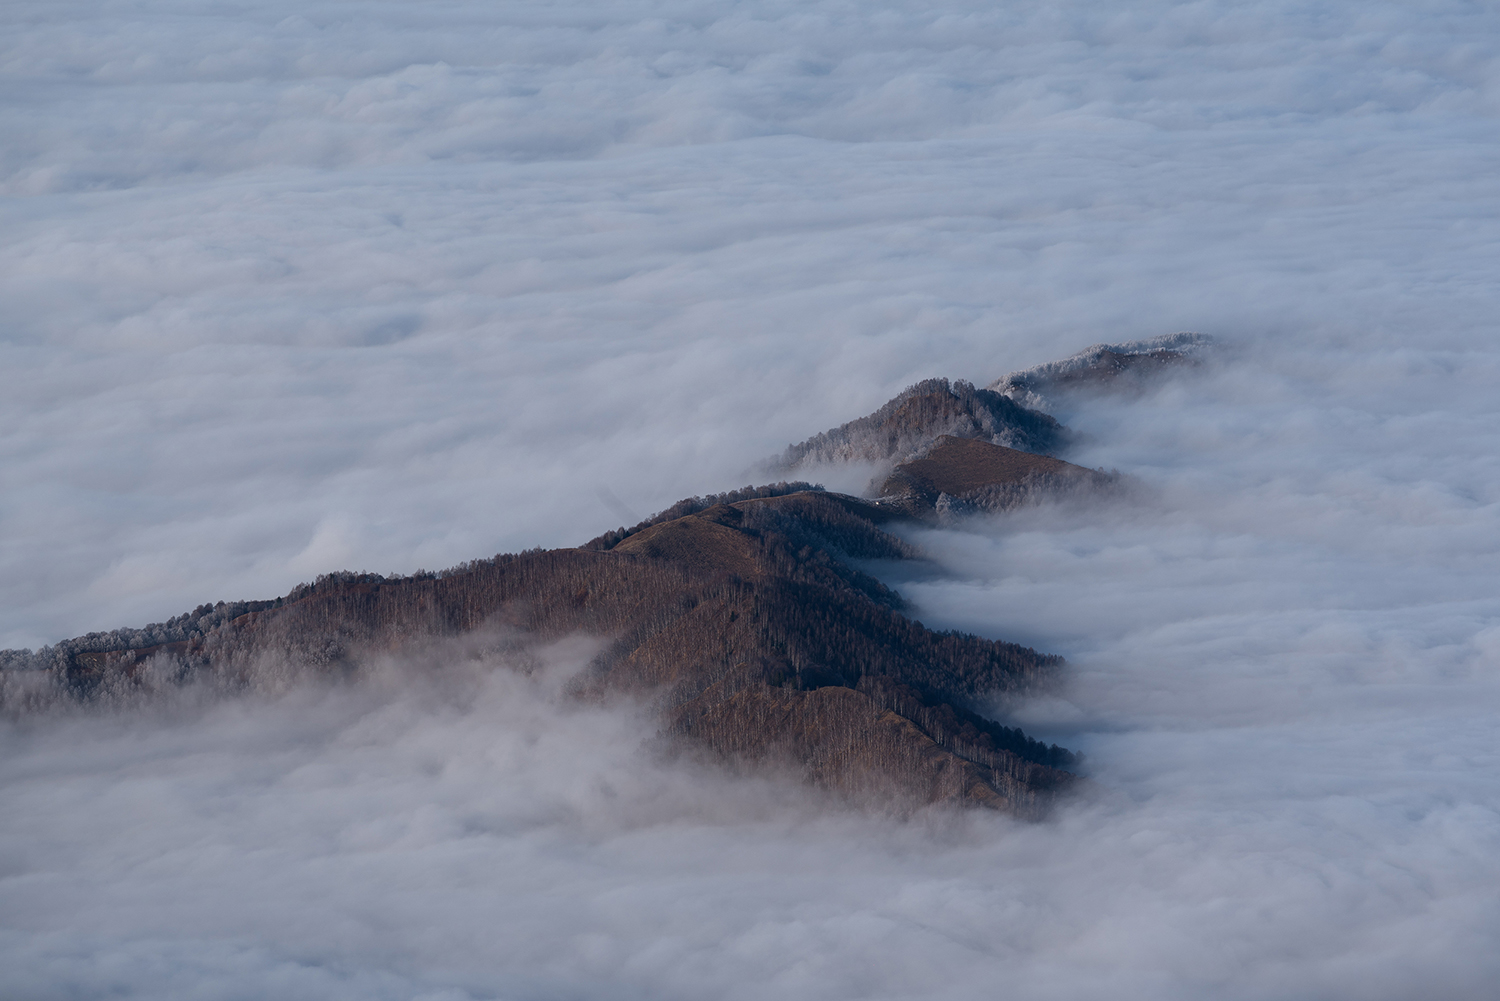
left=769, top=334, right=1210, bottom=482
left=990, top=332, right=1212, bottom=410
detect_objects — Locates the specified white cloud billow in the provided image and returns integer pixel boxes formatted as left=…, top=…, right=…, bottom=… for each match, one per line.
left=2, top=0, right=1500, bottom=997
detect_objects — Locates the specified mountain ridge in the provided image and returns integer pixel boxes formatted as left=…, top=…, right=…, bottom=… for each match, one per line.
left=2, top=336, right=1208, bottom=816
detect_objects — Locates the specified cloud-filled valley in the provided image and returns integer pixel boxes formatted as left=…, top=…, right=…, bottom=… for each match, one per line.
left=4, top=1, right=1500, bottom=997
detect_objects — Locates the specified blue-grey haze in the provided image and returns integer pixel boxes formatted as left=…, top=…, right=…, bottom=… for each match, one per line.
left=2, top=2, right=1498, bottom=997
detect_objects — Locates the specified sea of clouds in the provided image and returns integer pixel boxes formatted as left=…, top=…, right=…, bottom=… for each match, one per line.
left=4, top=0, right=1500, bottom=997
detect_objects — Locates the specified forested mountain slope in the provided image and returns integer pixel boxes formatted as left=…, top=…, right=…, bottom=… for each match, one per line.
left=2, top=489, right=1076, bottom=816
left=5, top=341, right=1210, bottom=815
left=775, top=377, right=1065, bottom=471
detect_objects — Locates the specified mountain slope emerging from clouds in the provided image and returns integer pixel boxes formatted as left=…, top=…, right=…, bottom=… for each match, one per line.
left=876, top=435, right=1118, bottom=520
left=990, top=332, right=1210, bottom=410
left=3, top=340, right=1207, bottom=816
left=3, top=489, right=1075, bottom=816
left=775, top=377, right=1066, bottom=471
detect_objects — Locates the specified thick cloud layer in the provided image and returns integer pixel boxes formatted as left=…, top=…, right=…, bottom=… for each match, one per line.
left=3, top=1, right=1500, bottom=997
left=5, top=0, right=1500, bottom=648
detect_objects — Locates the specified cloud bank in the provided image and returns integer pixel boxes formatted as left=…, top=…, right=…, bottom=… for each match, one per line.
left=3, top=0, right=1500, bottom=997
left=4, top=0, right=1499, bottom=649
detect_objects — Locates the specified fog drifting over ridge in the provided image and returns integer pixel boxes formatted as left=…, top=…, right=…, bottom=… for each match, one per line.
left=4, top=0, right=1500, bottom=998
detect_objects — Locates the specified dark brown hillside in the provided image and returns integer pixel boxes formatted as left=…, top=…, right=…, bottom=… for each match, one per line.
left=878, top=435, right=1118, bottom=518
left=775, top=378, right=1064, bottom=471
left=610, top=505, right=764, bottom=577
left=3, top=490, right=1077, bottom=817
left=882, top=435, right=1080, bottom=497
